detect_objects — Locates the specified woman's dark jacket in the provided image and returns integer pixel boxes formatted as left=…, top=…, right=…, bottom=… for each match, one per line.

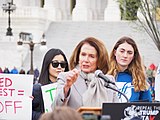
left=32, top=83, right=44, bottom=120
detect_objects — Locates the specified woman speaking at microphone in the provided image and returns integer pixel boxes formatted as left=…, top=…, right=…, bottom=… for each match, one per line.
left=53, top=37, right=119, bottom=110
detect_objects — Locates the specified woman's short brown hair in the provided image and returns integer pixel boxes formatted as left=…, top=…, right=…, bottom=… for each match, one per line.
left=69, top=37, right=109, bottom=74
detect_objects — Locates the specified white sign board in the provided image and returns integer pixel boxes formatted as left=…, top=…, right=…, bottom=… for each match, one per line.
left=0, top=73, right=33, bottom=120
left=115, top=82, right=134, bottom=102
left=41, top=83, right=58, bottom=112
left=155, top=63, right=160, bottom=101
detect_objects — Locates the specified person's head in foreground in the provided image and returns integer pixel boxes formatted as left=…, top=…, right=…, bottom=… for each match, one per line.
left=39, top=106, right=83, bottom=120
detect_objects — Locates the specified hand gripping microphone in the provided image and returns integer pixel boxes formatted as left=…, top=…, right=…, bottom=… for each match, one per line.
left=95, top=70, right=115, bottom=85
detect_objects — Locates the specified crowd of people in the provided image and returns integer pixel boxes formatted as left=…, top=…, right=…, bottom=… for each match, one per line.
left=0, top=36, right=158, bottom=120
left=32, top=36, right=159, bottom=120
left=0, top=66, right=40, bottom=83
left=0, top=66, right=39, bottom=75
left=0, top=66, right=19, bottom=74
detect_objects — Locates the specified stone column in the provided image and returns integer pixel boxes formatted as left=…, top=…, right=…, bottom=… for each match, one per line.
left=28, top=0, right=41, bottom=7
left=43, top=0, right=54, bottom=8
left=89, top=0, right=98, bottom=20
left=104, top=0, right=121, bottom=21
left=72, top=0, right=93, bottom=21
left=13, top=0, right=25, bottom=6
left=44, top=0, right=62, bottom=20
left=59, top=0, right=71, bottom=20
left=91, top=0, right=107, bottom=20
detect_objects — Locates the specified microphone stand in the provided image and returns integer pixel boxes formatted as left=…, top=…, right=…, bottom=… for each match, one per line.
left=104, top=82, right=129, bottom=103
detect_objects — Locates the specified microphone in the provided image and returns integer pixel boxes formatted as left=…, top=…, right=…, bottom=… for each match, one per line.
left=95, top=70, right=115, bottom=85
left=95, top=70, right=129, bottom=102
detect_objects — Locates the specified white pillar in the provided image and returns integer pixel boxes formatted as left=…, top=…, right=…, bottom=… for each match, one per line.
left=92, top=0, right=108, bottom=20
left=14, top=0, right=39, bottom=7
left=89, top=0, right=98, bottom=20
left=28, top=0, right=41, bottom=7
left=44, top=0, right=62, bottom=20
left=104, top=0, right=121, bottom=21
left=72, top=0, right=93, bottom=21
left=59, top=0, right=71, bottom=20
left=43, top=0, right=54, bottom=8
left=14, top=0, right=28, bottom=6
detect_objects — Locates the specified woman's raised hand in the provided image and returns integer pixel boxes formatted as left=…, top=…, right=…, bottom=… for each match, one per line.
left=64, top=68, right=80, bottom=97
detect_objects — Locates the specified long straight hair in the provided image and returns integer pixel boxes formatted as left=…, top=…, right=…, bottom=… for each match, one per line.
left=108, top=36, right=148, bottom=91
left=38, top=48, right=69, bottom=85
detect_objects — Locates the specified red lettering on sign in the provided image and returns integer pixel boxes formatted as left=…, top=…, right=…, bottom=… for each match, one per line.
left=0, top=88, right=15, bottom=96
left=5, top=101, right=12, bottom=113
left=14, top=101, right=22, bottom=113
left=0, top=77, right=4, bottom=87
left=0, top=77, right=12, bottom=87
left=0, top=100, right=22, bottom=114
left=5, top=78, right=12, bottom=87
left=0, top=101, right=4, bottom=113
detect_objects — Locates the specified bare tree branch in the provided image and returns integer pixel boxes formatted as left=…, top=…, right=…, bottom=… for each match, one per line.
left=137, top=0, right=160, bottom=51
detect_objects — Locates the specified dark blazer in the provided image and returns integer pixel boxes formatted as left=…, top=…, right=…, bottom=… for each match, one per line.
left=32, top=83, right=44, bottom=120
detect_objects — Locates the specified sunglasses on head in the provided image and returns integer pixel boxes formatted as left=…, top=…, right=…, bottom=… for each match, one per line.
left=51, top=61, right=67, bottom=68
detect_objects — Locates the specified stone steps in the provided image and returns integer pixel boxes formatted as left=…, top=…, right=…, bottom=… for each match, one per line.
left=0, top=21, right=160, bottom=71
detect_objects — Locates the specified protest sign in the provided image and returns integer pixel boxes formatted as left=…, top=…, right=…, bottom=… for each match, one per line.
left=0, top=73, right=33, bottom=120
left=115, top=82, right=134, bottom=102
left=41, top=83, right=58, bottom=112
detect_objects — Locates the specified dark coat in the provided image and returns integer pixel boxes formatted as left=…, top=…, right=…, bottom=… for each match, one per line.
left=32, top=83, right=44, bottom=120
